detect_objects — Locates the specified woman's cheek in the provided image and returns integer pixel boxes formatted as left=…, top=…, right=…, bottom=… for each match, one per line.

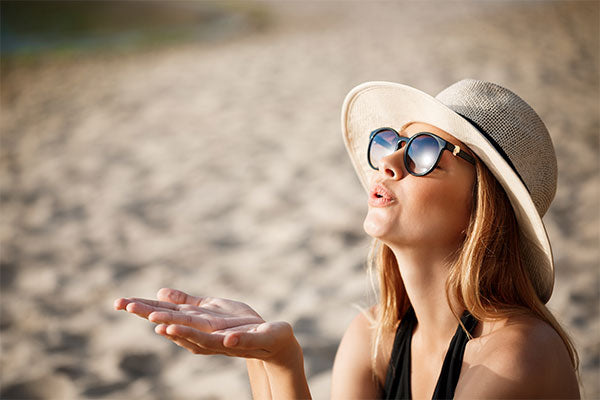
left=412, top=183, right=466, bottom=240
left=429, top=184, right=473, bottom=239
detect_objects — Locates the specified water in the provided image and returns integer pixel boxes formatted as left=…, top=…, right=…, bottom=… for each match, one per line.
left=0, top=1, right=267, bottom=57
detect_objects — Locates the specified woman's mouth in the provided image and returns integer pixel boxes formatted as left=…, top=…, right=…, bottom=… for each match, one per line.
left=368, top=183, right=396, bottom=207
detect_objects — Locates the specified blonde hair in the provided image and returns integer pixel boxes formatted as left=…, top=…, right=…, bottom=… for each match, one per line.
left=368, top=158, right=579, bottom=373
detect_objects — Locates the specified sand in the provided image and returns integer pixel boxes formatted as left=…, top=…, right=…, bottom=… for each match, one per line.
left=1, top=2, right=598, bottom=399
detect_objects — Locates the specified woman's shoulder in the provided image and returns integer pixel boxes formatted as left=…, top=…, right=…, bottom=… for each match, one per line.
left=457, top=314, right=579, bottom=398
left=469, top=314, right=569, bottom=365
left=331, top=306, right=403, bottom=397
left=331, top=306, right=384, bottom=399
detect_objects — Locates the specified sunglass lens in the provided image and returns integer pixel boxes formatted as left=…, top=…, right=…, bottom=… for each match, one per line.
left=369, top=130, right=398, bottom=169
left=406, top=135, right=441, bottom=175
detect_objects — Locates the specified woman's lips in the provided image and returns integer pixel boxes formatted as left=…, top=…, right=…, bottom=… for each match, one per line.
left=368, top=183, right=396, bottom=207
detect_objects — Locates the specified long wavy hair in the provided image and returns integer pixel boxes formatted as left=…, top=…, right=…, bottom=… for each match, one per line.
left=368, top=158, right=579, bottom=374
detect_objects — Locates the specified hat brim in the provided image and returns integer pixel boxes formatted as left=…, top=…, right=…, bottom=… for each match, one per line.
left=341, top=81, right=554, bottom=303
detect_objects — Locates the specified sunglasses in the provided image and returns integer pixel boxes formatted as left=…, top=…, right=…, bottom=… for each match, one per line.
left=367, top=128, right=476, bottom=176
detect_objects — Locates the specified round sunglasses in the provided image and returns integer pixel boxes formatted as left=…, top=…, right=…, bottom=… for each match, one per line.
left=367, top=128, right=476, bottom=176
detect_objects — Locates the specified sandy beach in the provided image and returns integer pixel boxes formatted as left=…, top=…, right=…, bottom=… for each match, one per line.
left=1, top=2, right=598, bottom=399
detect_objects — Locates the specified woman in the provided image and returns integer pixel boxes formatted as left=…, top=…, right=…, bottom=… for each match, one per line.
left=115, top=80, right=580, bottom=399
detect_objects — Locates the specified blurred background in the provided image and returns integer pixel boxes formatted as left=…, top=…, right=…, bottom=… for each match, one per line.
left=1, top=1, right=598, bottom=399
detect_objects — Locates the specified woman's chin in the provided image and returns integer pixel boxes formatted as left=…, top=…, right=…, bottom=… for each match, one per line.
left=363, top=214, right=391, bottom=239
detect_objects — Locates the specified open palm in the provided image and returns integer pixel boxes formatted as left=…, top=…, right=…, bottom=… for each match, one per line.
left=115, top=288, right=295, bottom=361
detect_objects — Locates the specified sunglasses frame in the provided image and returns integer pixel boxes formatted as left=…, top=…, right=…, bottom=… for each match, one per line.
left=367, top=127, right=476, bottom=176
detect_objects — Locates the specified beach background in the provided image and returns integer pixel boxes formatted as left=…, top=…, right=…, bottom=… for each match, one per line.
left=1, top=1, right=598, bottom=399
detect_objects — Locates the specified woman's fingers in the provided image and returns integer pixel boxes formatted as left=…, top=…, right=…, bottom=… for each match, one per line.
left=149, top=311, right=262, bottom=332
left=157, top=288, right=206, bottom=306
left=114, top=298, right=129, bottom=310
left=125, top=302, right=157, bottom=318
left=114, top=298, right=151, bottom=318
left=165, top=324, right=224, bottom=348
left=149, top=311, right=214, bottom=332
left=152, top=323, right=293, bottom=360
left=164, top=325, right=268, bottom=358
left=156, top=324, right=227, bottom=355
left=127, top=301, right=172, bottom=319
left=114, top=297, right=181, bottom=321
left=154, top=324, right=214, bottom=355
left=124, top=297, right=180, bottom=310
left=114, top=297, right=179, bottom=312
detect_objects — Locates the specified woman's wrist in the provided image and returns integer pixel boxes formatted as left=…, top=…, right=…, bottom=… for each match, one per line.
left=267, top=335, right=304, bottom=369
left=263, top=337, right=311, bottom=399
left=246, top=359, right=272, bottom=400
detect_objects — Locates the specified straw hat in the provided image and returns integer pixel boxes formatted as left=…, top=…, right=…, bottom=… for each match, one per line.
left=341, top=80, right=557, bottom=303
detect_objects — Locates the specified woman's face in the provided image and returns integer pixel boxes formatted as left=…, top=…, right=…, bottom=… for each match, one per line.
left=363, top=122, right=476, bottom=253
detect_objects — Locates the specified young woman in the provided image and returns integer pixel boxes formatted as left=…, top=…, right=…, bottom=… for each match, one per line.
left=115, top=80, right=580, bottom=399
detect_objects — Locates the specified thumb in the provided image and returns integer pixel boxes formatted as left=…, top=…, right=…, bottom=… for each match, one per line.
left=157, top=288, right=205, bottom=306
left=223, top=321, right=293, bottom=350
left=223, top=331, right=272, bottom=350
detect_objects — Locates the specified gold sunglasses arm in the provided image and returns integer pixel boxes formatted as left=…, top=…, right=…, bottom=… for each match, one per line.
left=448, top=143, right=476, bottom=165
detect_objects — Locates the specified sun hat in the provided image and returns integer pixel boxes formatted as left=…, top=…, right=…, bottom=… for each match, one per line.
left=341, top=79, right=557, bottom=303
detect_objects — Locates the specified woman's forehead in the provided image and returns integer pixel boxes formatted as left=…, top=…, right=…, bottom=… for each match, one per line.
left=402, top=121, right=453, bottom=140
left=403, top=121, right=473, bottom=155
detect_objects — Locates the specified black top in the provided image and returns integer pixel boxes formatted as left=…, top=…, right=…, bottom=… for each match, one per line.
left=382, top=307, right=478, bottom=400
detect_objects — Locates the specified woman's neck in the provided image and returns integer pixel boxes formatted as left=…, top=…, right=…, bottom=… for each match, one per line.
left=390, top=245, right=464, bottom=348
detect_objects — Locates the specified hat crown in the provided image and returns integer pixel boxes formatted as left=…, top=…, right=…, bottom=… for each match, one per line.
left=435, top=79, right=557, bottom=217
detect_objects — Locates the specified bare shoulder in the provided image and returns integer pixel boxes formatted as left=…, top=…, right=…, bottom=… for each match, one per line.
left=331, top=306, right=383, bottom=399
left=457, top=315, right=580, bottom=399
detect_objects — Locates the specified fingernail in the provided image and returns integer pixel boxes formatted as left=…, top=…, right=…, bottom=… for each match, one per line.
left=227, top=336, right=239, bottom=347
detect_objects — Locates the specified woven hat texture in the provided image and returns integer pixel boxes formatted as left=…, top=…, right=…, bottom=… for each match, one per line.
left=435, top=79, right=557, bottom=217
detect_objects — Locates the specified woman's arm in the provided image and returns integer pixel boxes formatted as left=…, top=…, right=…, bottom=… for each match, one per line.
left=246, top=359, right=272, bottom=399
left=331, top=310, right=382, bottom=399
left=262, top=336, right=311, bottom=399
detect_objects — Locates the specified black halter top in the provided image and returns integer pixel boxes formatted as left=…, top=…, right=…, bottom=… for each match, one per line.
left=383, top=307, right=478, bottom=400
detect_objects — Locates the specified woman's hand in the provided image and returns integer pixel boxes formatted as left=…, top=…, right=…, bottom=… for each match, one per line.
left=114, top=288, right=297, bottom=365
left=115, top=288, right=312, bottom=399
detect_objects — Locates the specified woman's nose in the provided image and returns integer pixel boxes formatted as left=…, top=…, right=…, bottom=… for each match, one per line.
left=377, top=150, right=406, bottom=180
